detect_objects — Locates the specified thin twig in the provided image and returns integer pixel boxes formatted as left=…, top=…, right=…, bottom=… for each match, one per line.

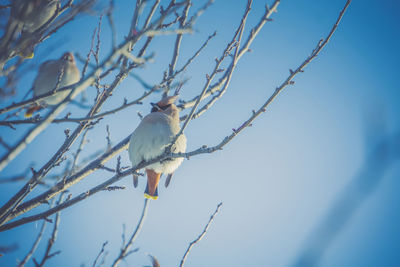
left=81, top=26, right=97, bottom=78
left=170, top=0, right=252, bottom=151
left=0, top=137, right=12, bottom=151
left=35, top=195, right=63, bottom=267
left=186, top=0, right=214, bottom=26
left=18, top=220, right=47, bottom=267
left=164, top=0, right=191, bottom=96
left=180, top=202, right=223, bottom=267
left=184, top=2, right=249, bottom=121
left=92, top=241, right=108, bottom=267
left=111, top=199, right=149, bottom=267
left=178, top=0, right=280, bottom=111
left=174, top=31, right=216, bottom=78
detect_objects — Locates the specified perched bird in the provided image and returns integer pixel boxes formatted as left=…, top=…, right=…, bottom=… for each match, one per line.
left=25, top=52, right=80, bottom=117
left=128, top=95, right=187, bottom=200
left=0, top=0, right=59, bottom=58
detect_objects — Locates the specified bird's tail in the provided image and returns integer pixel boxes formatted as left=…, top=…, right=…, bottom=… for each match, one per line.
left=0, top=20, right=21, bottom=50
left=144, top=169, right=160, bottom=200
left=25, top=104, right=42, bottom=118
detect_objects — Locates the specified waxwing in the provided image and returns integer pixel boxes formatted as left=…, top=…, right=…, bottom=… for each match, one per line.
left=128, top=95, right=187, bottom=200
left=0, top=0, right=59, bottom=58
left=25, top=52, right=80, bottom=117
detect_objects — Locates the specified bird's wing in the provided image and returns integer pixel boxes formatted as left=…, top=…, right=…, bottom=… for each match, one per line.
left=128, top=113, right=173, bottom=166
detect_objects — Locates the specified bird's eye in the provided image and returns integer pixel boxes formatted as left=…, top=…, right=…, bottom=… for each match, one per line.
left=161, top=104, right=171, bottom=110
left=63, top=54, right=72, bottom=62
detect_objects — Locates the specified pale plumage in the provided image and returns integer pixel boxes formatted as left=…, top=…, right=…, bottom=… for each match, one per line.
left=25, top=52, right=80, bottom=117
left=12, top=0, right=59, bottom=33
left=128, top=95, right=187, bottom=199
left=0, top=0, right=59, bottom=56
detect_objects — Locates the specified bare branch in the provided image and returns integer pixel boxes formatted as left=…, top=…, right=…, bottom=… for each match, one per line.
left=0, top=136, right=12, bottom=150
left=170, top=0, right=252, bottom=150
left=92, top=241, right=108, bottom=267
left=186, top=0, right=214, bottom=26
left=174, top=31, right=216, bottom=78
left=111, top=199, right=149, bottom=267
left=164, top=0, right=191, bottom=96
left=70, top=126, right=91, bottom=173
left=18, top=220, right=47, bottom=267
left=180, top=202, right=223, bottom=267
left=35, top=195, right=63, bottom=267
left=81, top=26, right=97, bottom=78
left=178, top=0, right=280, bottom=111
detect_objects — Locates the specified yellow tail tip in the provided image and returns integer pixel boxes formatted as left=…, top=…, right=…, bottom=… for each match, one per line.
left=24, top=112, right=33, bottom=118
left=19, top=52, right=34, bottom=59
left=144, top=193, right=158, bottom=200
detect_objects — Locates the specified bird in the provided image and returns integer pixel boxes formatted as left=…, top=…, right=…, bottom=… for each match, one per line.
left=25, top=52, right=80, bottom=117
left=0, top=0, right=59, bottom=58
left=128, top=95, right=187, bottom=200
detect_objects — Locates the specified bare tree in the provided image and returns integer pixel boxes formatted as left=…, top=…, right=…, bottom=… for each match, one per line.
left=0, top=0, right=357, bottom=266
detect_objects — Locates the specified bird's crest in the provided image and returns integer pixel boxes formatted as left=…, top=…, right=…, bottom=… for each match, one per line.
left=157, top=95, right=178, bottom=107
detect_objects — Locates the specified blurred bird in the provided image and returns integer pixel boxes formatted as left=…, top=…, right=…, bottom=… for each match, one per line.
left=128, top=95, right=187, bottom=200
left=25, top=52, right=80, bottom=117
left=0, top=0, right=59, bottom=58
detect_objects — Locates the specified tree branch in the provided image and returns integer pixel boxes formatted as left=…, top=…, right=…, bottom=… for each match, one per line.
left=180, top=202, right=223, bottom=267
left=111, top=199, right=149, bottom=267
left=178, top=0, right=280, bottom=111
left=17, top=220, right=47, bottom=267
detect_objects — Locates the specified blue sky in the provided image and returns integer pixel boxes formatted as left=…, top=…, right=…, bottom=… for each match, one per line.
left=0, top=0, right=400, bottom=266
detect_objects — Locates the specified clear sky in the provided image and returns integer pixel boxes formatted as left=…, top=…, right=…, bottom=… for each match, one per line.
left=0, top=0, right=400, bottom=266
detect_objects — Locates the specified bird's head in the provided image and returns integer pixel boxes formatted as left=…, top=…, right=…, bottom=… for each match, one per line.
left=61, top=52, right=75, bottom=63
left=151, top=95, right=179, bottom=113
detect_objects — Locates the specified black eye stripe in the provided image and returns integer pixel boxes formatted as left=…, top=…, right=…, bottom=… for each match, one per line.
left=151, top=103, right=171, bottom=113
left=161, top=104, right=171, bottom=110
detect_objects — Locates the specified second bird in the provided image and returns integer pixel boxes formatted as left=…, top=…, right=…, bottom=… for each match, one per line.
left=26, top=52, right=80, bottom=117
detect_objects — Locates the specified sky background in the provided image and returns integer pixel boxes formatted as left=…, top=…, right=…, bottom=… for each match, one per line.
left=0, top=0, right=400, bottom=266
